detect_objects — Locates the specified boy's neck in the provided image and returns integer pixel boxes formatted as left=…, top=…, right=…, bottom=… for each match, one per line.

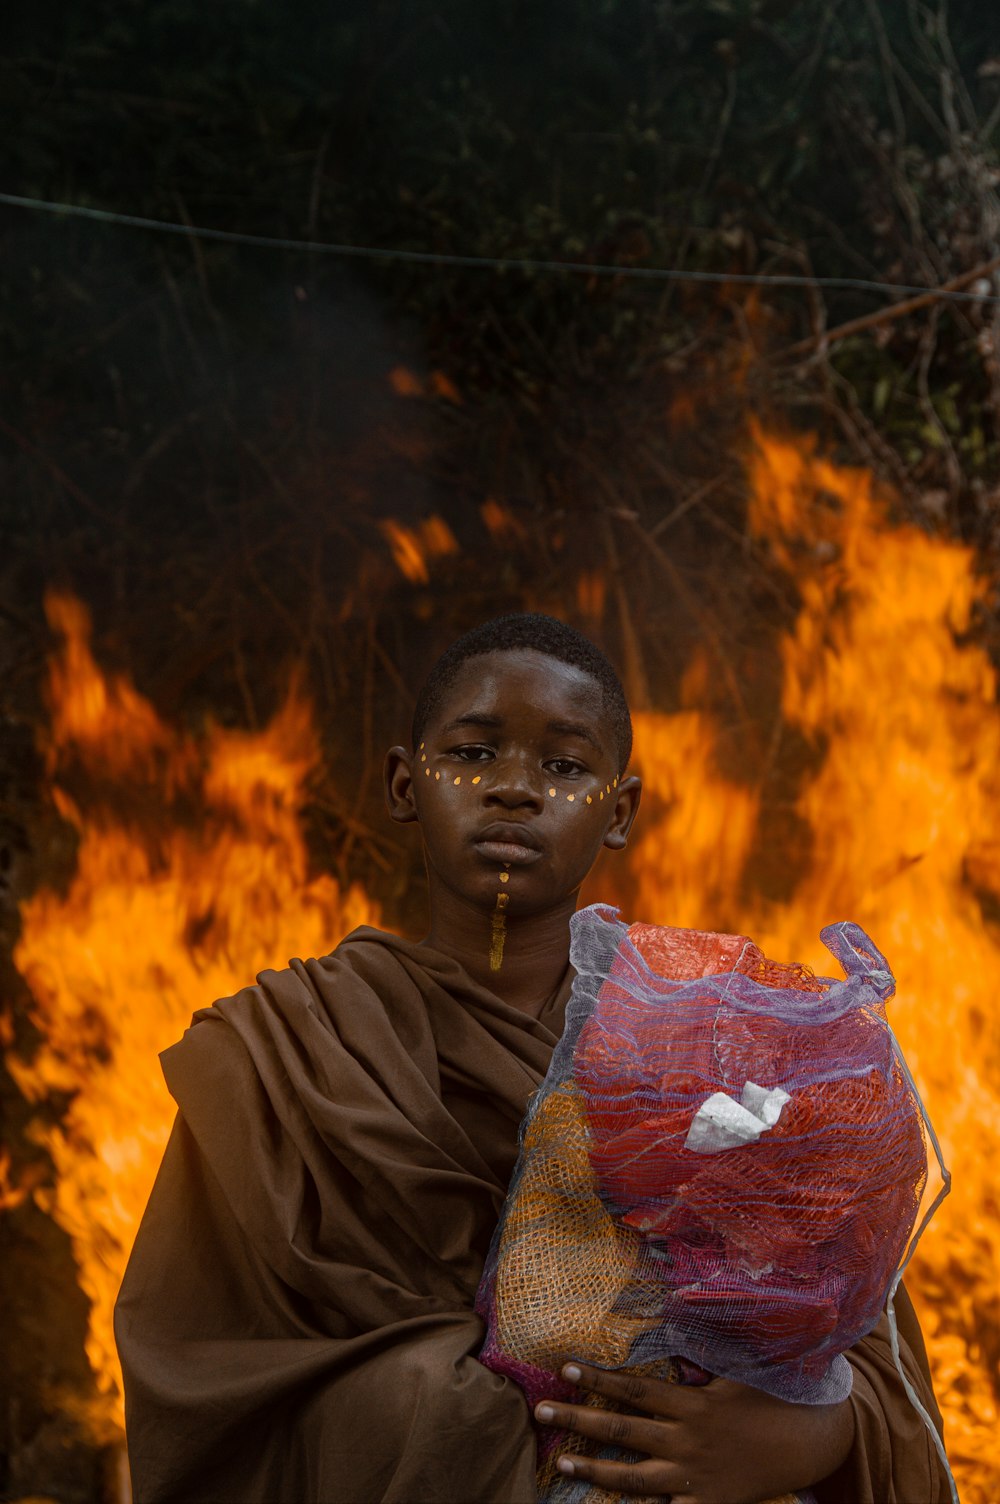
left=423, top=890, right=576, bottom=1016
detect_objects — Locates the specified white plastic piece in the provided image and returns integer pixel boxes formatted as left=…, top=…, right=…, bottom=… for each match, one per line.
left=684, top=1082, right=791, bottom=1154
left=739, top=1080, right=790, bottom=1126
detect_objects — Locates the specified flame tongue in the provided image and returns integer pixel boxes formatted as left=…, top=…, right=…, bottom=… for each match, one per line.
left=9, top=593, right=380, bottom=1436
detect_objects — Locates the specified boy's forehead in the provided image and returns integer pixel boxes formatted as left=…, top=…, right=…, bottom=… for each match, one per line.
left=430, top=649, right=613, bottom=743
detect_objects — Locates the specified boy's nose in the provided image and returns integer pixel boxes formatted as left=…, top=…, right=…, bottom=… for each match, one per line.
left=483, top=759, right=544, bottom=809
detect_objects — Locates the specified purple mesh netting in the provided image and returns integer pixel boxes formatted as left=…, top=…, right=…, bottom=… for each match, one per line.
left=477, top=904, right=950, bottom=1503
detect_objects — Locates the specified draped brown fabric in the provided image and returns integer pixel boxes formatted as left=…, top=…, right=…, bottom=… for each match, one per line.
left=815, top=1284, right=951, bottom=1504
left=115, top=927, right=950, bottom=1504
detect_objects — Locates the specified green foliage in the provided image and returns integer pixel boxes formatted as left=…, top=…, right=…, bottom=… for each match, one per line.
left=2, top=0, right=999, bottom=744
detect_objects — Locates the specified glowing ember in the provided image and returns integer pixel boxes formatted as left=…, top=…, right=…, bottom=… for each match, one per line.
left=625, top=428, right=999, bottom=1502
left=8, top=594, right=381, bottom=1438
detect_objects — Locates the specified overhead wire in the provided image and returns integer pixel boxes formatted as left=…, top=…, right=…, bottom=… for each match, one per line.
left=2, top=189, right=1000, bottom=306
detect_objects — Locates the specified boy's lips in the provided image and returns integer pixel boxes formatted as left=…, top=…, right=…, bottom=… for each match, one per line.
left=473, top=823, right=543, bottom=864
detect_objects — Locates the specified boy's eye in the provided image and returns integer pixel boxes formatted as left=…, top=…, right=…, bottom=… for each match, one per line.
left=547, top=757, right=585, bottom=778
left=450, top=744, right=495, bottom=762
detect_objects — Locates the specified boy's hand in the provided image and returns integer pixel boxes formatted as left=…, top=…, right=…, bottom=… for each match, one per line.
left=534, top=1360, right=856, bottom=1504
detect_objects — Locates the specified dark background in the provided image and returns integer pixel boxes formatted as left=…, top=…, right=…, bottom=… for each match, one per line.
left=2, top=1, right=999, bottom=1496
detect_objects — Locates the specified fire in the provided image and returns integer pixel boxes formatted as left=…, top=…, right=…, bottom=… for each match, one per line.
left=481, top=497, right=526, bottom=542
left=428, top=370, right=462, bottom=405
left=627, top=694, right=760, bottom=933
left=387, top=365, right=462, bottom=404
left=43, top=593, right=174, bottom=776
left=8, top=594, right=381, bottom=1438
left=575, top=570, right=607, bottom=622
left=387, top=365, right=423, bottom=398
left=0, top=1145, right=45, bottom=1212
left=746, top=429, right=999, bottom=1498
left=8, top=422, right=999, bottom=1500
left=378, top=515, right=459, bottom=584
left=626, top=427, right=999, bottom=1502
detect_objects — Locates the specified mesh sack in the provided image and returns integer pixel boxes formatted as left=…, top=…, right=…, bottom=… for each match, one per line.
left=476, top=904, right=949, bottom=1503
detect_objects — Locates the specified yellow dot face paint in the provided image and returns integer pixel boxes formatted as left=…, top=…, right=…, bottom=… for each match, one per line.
left=599, top=790, right=604, bottom=800
left=566, top=793, right=575, bottom=801
left=472, top=775, right=482, bottom=785
left=499, top=871, right=509, bottom=883
left=613, top=777, right=618, bottom=788
left=548, top=787, right=556, bottom=797
left=586, top=794, right=593, bottom=805
left=425, top=767, right=431, bottom=776
left=435, top=771, right=441, bottom=781
left=489, top=890, right=510, bottom=971
left=454, top=776, right=461, bottom=785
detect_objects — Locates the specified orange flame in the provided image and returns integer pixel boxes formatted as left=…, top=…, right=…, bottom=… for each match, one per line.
left=575, top=570, right=607, bottom=622
left=43, top=593, right=174, bottom=777
left=624, top=429, right=999, bottom=1501
left=0, top=1146, right=46, bottom=1212
left=745, top=429, right=999, bottom=1497
left=388, top=365, right=424, bottom=398
left=480, top=497, right=525, bottom=542
left=8, top=594, right=381, bottom=1438
left=628, top=709, right=760, bottom=933
left=429, top=370, right=462, bottom=406
left=387, top=366, right=462, bottom=405
left=378, top=515, right=460, bottom=583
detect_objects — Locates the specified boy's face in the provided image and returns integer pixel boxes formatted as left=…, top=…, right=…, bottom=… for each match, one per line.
left=386, top=649, right=640, bottom=918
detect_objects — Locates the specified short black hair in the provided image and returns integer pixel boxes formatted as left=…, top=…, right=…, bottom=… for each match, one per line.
left=411, top=613, right=632, bottom=771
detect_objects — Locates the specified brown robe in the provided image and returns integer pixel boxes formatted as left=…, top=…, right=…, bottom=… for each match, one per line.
left=115, top=927, right=951, bottom=1504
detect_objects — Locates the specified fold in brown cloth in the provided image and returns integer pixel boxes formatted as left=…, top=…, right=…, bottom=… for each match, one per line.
left=115, top=927, right=951, bottom=1503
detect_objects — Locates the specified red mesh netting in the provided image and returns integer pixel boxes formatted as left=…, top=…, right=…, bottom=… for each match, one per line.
left=476, top=905, right=936, bottom=1503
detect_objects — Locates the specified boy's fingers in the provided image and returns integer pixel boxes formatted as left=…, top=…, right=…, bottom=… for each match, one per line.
left=533, top=1399, right=666, bottom=1455
left=550, top=1451, right=687, bottom=1499
left=560, top=1361, right=691, bottom=1418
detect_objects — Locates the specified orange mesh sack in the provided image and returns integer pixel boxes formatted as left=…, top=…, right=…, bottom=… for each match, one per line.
left=476, top=904, right=951, bottom=1500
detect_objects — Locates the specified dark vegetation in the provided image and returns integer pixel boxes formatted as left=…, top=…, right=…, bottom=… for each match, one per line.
left=1, top=1, right=999, bottom=1494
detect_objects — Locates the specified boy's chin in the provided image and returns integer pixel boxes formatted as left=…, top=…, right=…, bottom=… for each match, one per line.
left=461, top=874, right=579, bottom=918
left=426, top=853, right=586, bottom=917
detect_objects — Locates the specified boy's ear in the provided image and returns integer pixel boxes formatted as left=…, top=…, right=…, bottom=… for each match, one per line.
left=384, top=745, right=419, bottom=824
left=602, top=774, right=642, bottom=850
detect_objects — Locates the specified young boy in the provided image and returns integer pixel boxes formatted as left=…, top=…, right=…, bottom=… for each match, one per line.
left=115, top=614, right=949, bottom=1503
